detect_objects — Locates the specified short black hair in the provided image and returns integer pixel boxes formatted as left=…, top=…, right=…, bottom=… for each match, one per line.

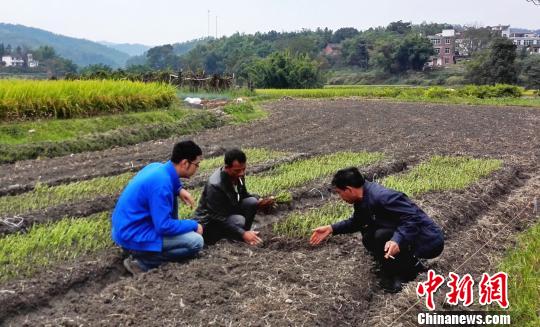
left=170, top=140, right=202, bottom=164
left=224, top=148, right=246, bottom=166
left=331, top=167, right=365, bottom=189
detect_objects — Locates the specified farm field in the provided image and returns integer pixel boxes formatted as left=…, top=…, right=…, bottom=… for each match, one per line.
left=0, top=98, right=539, bottom=325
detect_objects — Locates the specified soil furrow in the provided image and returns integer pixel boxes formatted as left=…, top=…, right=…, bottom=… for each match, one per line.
left=2, top=99, right=538, bottom=196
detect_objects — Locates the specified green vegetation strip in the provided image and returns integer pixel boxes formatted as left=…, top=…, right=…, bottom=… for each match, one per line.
left=0, top=148, right=287, bottom=217
left=0, top=212, right=112, bottom=282
left=255, top=85, right=540, bottom=108
left=497, top=222, right=540, bottom=326
left=247, top=151, right=384, bottom=202
left=274, top=156, right=502, bottom=237
left=0, top=107, right=191, bottom=145
left=0, top=80, right=177, bottom=121
left=0, top=110, right=224, bottom=163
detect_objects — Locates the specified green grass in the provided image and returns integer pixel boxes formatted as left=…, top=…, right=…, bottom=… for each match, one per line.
left=255, top=85, right=540, bottom=108
left=497, top=221, right=540, bottom=326
left=0, top=148, right=287, bottom=217
left=0, top=80, right=177, bottom=121
left=0, top=106, right=191, bottom=145
left=274, top=156, right=502, bottom=237
left=382, top=156, right=502, bottom=197
left=222, top=101, right=267, bottom=123
left=0, top=212, right=113, bottom=282
left=247, top=151, right=384, bottom=202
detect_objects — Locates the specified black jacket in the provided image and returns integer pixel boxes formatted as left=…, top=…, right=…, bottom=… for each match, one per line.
left=194, top=167, right=255, bottom=237
left=331, top=181, right=443, bottom=255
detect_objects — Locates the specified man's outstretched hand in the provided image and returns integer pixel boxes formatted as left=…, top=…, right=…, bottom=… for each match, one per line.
left=310, top=225, right=333, bottom=245
left=179, top=188, right=195, bottom=209
left=257, top=196, right=276, bottom=213
left=243, top=230, right=263, bottom=246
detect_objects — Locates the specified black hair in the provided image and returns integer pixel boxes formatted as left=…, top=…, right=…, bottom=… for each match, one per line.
left=170, top=140, right=202, bottom=164
left=331, top=167, right=365, bottom=189
left=224, top=148, right=246, bottom=166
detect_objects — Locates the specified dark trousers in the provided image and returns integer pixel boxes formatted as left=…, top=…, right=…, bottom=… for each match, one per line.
left=203, top=197, right=258, bottom=244
left=362, top=227, right=444, bottom=277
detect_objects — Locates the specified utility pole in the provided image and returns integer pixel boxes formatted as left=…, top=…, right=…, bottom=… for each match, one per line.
left=215, top=16, right=218, bottom=39
left=207, top=10, right=210, bottom=38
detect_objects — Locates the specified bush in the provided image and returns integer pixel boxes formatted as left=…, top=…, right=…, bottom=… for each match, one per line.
left=457, top=84, right=522, bottom=98
left=424, top=87, right=454, bottom=98
left=222, top=102, right=255, bottom=115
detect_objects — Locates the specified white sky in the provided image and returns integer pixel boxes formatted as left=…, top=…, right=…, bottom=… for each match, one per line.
left=2, top=0, right=539, bottom=46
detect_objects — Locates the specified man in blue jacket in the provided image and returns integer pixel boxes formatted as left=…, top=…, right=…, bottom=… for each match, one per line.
left=310, top=167, right=444, bottom=293
left=112, top=140, right=204, bottom=274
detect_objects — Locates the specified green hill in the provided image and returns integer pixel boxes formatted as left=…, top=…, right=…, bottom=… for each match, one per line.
left=0, top=23, right=130, bottom=67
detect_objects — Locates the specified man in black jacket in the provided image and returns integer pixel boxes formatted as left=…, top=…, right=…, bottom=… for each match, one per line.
left=310, top=167, right=444, bottom=293
left=195, top=148, right=274, bottom=246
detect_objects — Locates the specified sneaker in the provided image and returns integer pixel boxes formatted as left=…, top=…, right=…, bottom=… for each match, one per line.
left=123, top=257, right=145, bottom=275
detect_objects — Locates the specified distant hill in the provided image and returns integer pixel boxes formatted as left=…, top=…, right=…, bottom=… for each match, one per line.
left=99, top=41, right=150, bottom=57
left=0, top=23, right=130, bottom=67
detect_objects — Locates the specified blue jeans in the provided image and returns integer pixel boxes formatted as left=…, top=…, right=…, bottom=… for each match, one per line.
left=126, top=231, right=204, bottom=271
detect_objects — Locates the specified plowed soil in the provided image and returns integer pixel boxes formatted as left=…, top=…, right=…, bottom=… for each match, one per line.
left=1, top=98, right=539, bottom=326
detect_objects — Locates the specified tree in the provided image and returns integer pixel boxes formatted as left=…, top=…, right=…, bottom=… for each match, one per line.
left=331, top=27, right=359, bottom=43
left=146, top=44, right=180, bottom=70
left=246, top=51, right=322, bottom=88
left=387, top=21, right=412, bottom=35
left=520, top=55, right=540, bottom=90
left=341, top=37, right=369, bottom=68
left=466, top=37, right=517, bottom=84
left=34, top=46, right=56, bottom=60
left=0, top=43, right=4, bottom=57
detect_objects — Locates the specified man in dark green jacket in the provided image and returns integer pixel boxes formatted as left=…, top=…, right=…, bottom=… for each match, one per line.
left=195, top=148, right=274, bottom=246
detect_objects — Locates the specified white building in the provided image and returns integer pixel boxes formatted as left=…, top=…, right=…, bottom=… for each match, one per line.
left=0, top=53, right=39, bottom=67
left=1, top=55, right=24, bottom=67
left=27, top=54, right=39, bottom=68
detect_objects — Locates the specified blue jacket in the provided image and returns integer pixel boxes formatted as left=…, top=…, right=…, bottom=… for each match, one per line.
left=331, top=181, right=443, bottom=255
left=112, top=161, right=198, bottom=252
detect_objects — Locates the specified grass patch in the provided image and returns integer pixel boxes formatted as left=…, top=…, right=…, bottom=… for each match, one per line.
left=274, top=156, right=502, bottom=237
left=223, top=102, right=267, bottom=123
left=0, top=106, right=191, bottom=145
left=0, top=110, right=224, bottom=163
left=255, top=85, right=540, bottom=108
left=0, top=148, right=287, bottom=217
left=0, top=80, right=177, bottom=121
left=382, top=156, right=502, bottom=197
left=497, top=221, right=540, bottom=326
left=247, top=151, right=384, bottom=202
left=0, top=212, right=113, bottom=282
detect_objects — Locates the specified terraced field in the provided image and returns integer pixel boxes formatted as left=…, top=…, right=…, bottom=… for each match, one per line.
left=0, top=98, right=538, bottom=326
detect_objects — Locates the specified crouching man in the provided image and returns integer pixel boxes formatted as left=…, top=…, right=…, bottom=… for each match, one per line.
left=195, top=148, right=274, bottom=246
left=310, top=167, right=444, bottom=293
left=112, top=140, right=204, bottom=274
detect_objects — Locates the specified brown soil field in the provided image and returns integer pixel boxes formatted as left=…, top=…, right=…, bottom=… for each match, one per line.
left=1, top=99, right=538, bottom=326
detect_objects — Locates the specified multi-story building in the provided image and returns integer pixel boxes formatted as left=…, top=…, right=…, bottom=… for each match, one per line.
left=427, top=29, right=457, bottom=67
left=509, top=32, right=540, bottom=54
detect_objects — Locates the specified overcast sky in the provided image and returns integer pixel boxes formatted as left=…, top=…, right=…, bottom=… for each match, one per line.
left=2, top=0, right=539, bottom=46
